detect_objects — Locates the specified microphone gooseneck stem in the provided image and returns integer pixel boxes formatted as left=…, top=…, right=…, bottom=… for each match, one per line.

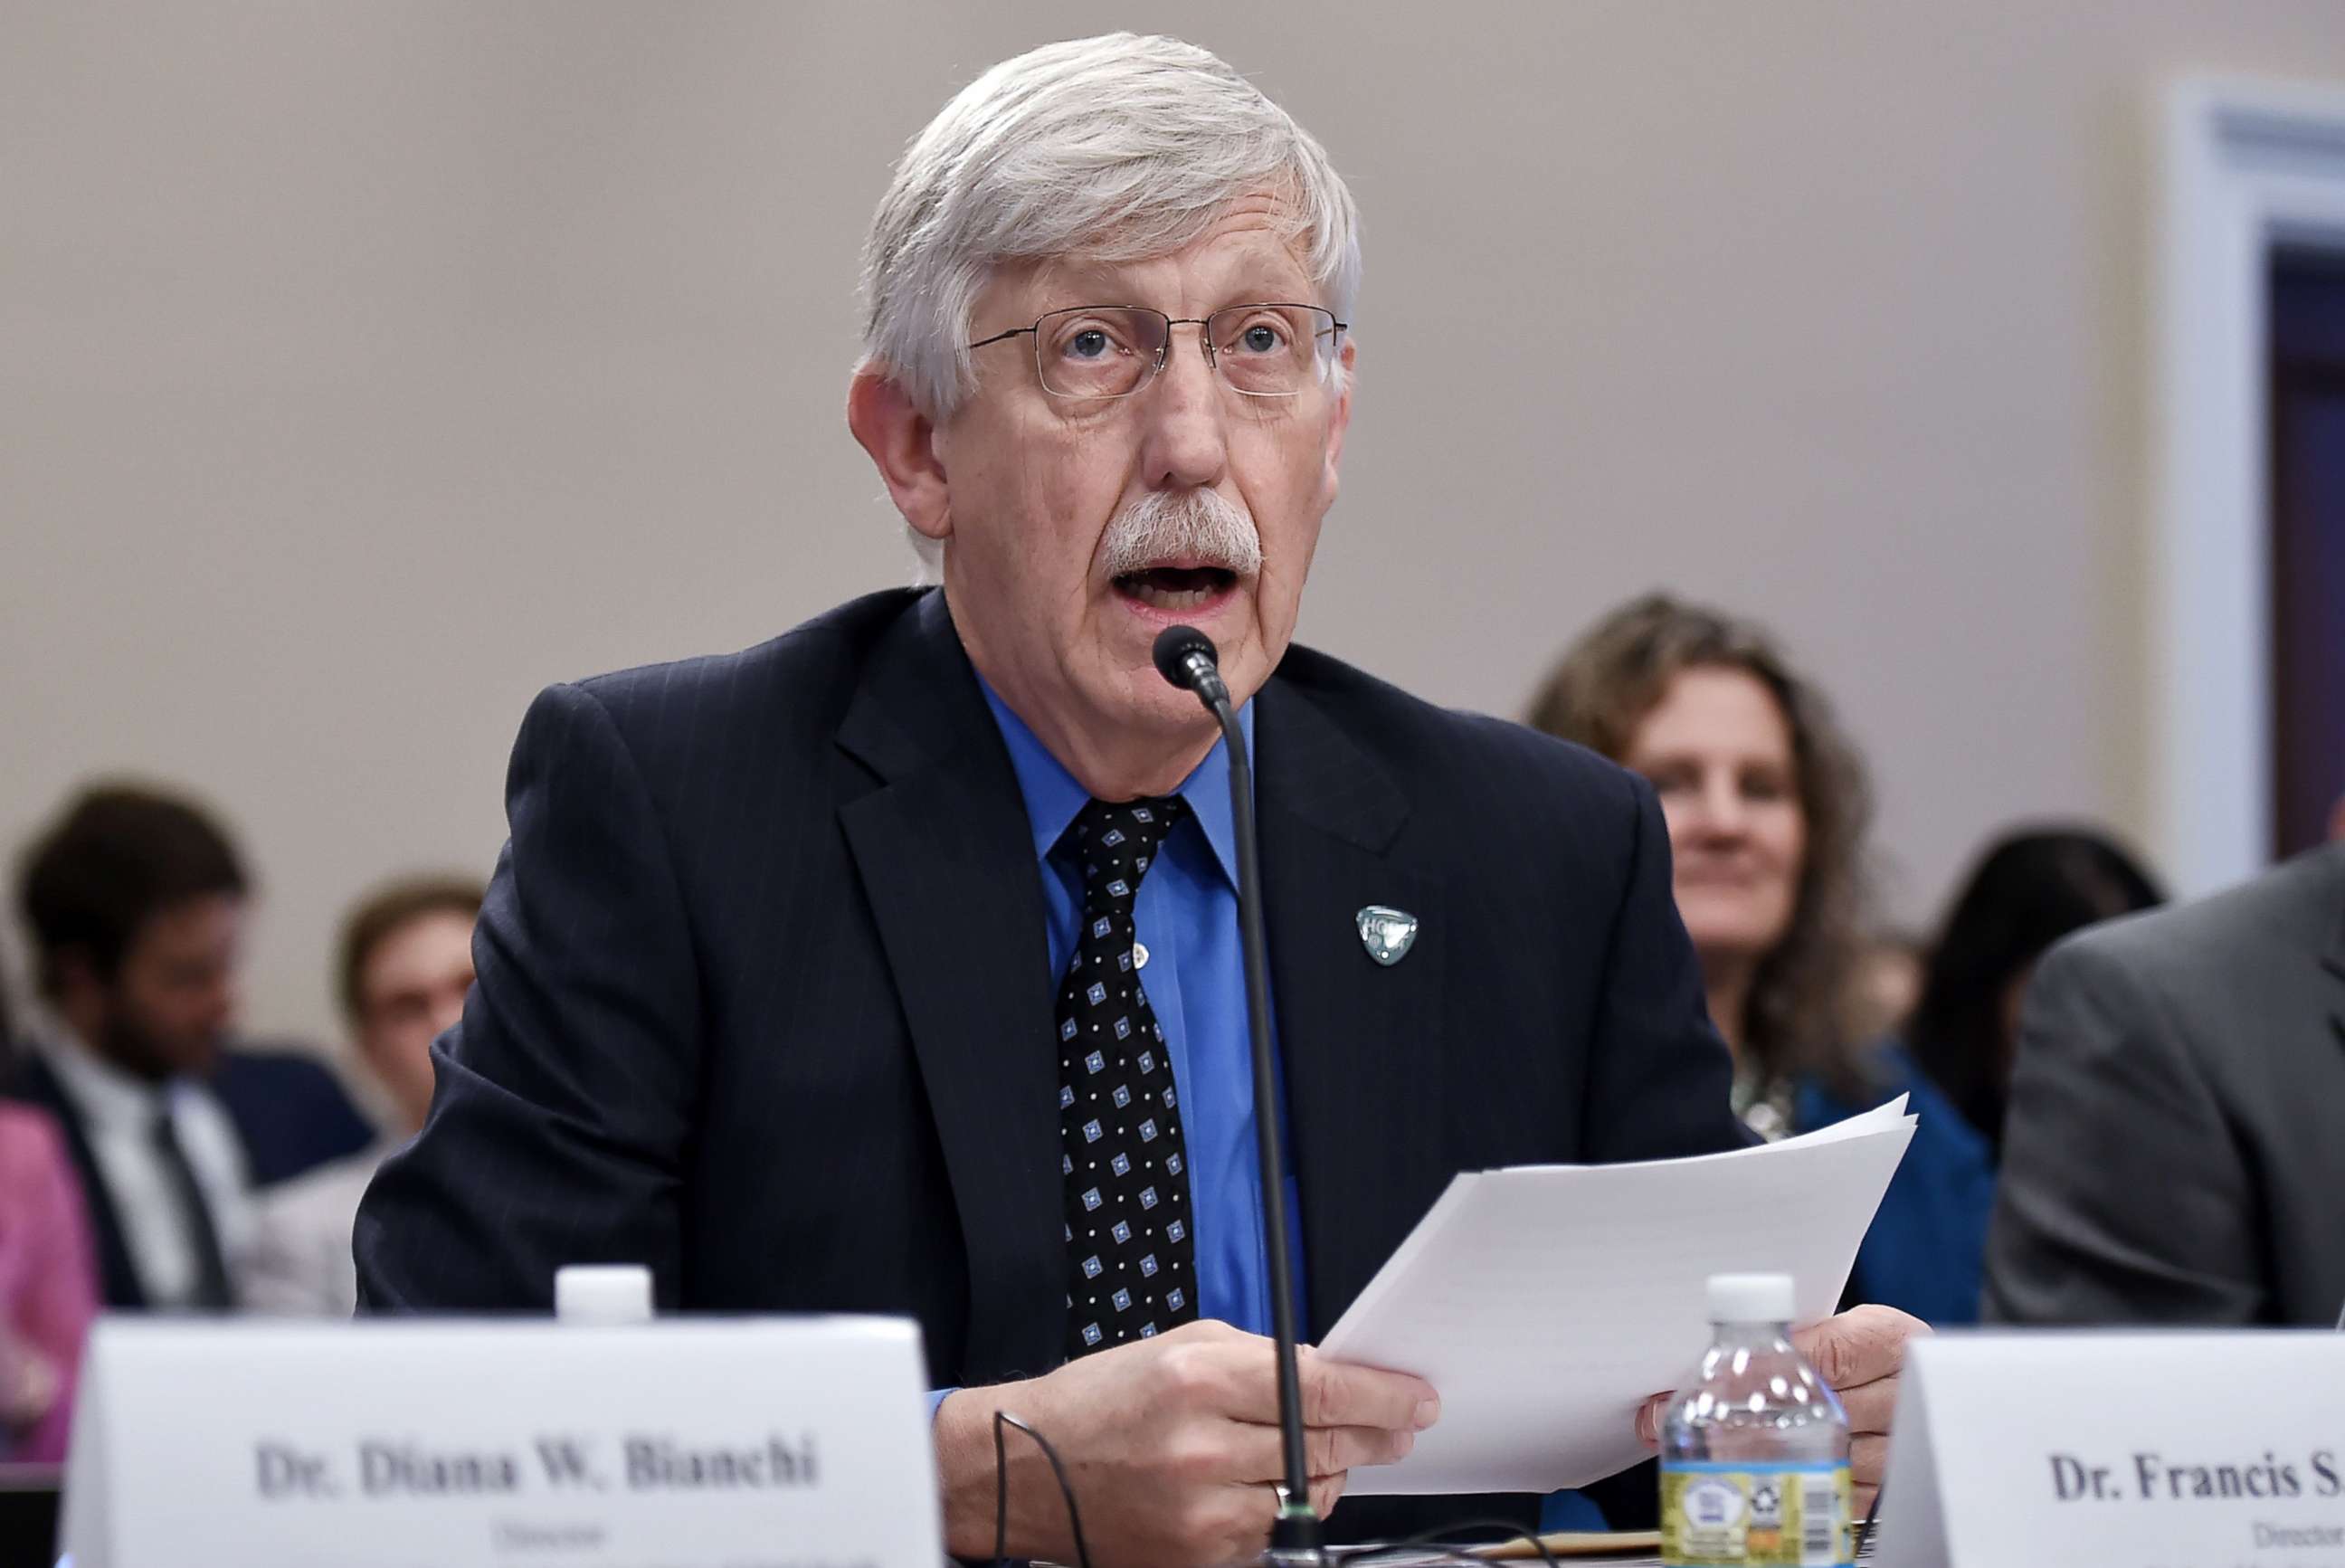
left=1208, top=689, right=1321, bottom=1554
left=1149, top=624, right=1322, bottom=1557
left=1181, top=651, right=1230, bottom=709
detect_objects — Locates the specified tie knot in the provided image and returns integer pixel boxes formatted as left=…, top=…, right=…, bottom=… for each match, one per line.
left=1070, top=795, right=1186, bottom=915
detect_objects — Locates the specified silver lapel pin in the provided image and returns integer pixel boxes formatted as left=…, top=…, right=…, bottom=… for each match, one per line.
left=1356, top=906, right=1419, bottom=967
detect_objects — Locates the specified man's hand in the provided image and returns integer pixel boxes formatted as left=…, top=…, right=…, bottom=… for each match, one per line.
left=1636, top=1305, right=1924, bottom=1512
left=935, top=1320, right=1439, bottom=1568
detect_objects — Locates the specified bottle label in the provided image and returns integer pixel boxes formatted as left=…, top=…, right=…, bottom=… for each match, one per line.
left=1660, top=1459, right=1852, bottom=1567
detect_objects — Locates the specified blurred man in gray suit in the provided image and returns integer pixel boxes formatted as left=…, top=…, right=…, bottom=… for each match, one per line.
left=244, top=875, right=479, bottom=1316
left=1985, top=841, right=2345, bottom=1326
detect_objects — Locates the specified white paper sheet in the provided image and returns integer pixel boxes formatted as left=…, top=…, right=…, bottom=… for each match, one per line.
left=1319, top=1099, right=1914, bottom=1496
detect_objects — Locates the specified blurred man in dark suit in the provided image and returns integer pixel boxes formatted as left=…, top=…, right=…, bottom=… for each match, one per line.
left=356, top=33, right=1917, bottom=1563
left=7, top=784, right=370, bottom=1310
left=1986, top=841, right=2345, bottom=1326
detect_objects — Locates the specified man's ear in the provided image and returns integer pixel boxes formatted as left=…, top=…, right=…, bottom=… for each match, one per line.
left=1324, top=336, right=1357, bottom=487
left=848, top=367, right=951, bottom=541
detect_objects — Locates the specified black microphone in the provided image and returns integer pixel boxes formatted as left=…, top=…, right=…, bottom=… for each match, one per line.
left=1150, top=625, right=1323, bottom=1562
left=1152, top=623, right=1231, bottom=710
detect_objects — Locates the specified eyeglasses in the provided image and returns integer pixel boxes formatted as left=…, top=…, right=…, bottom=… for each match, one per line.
left=967, top=303, right=1346, bottom=401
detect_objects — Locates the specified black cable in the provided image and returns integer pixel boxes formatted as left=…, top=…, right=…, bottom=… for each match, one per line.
left=985, top=1418, right=1573, bottom=1568
left=1352, top=1515, right=1564, bottom=1568
left=1854, top=1479, right=1885, bottom=1559
left=1336, top=1548, right=1484, bottom=1567
left=991, top=1411, right=1009, bottom=1568
left=989, top=1411, right=1094, bottom=1568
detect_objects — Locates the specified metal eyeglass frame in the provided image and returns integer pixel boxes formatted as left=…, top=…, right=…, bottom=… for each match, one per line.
left=966, top=303, right=1347, bottom=400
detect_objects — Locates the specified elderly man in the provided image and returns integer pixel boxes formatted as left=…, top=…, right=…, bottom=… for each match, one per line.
left=356, top=33, right=1914, bottom=1563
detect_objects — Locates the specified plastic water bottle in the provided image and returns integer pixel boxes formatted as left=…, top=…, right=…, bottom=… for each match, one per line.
left=554, top=1263, right=654, bottom=1325
left=1659, top=1273, right=1852, bottom=1568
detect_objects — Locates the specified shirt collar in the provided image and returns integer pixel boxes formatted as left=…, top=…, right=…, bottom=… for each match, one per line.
left=36, top=1018, right=173, bottom=1131
left=977, top=675, right=1250, bottom=889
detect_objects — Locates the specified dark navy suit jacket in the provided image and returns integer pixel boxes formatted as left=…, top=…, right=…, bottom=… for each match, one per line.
left=355, top=586, right=1742, bottom=1530
left=212, top=1045, right=378, bottom=1189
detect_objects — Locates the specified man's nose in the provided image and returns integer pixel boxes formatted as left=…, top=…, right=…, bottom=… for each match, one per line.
left=1135, top=327, right=1229, bottom=491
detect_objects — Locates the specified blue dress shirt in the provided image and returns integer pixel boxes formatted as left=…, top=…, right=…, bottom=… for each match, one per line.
left=980, top=679, right=1307, bottom=1338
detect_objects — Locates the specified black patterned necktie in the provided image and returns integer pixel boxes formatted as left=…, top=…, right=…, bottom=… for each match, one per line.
left=1058, top=795, right=1200, bottom=1359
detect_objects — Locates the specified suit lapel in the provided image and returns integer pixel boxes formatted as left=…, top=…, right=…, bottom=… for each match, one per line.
left=1253, top=679, right=1448, bottom=1336
left=836, top=592, right=1065, bottom=1382
left=15, top=1054, right=147, bottom=1309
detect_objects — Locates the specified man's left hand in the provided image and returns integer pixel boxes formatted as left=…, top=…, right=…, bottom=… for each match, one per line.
left=1636, top=1304, right=1925, bottom=1512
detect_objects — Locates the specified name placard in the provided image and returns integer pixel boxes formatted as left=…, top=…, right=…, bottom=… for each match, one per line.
left=1879, top=1332, right=2345, bottom=1568
left=62, top=1315, right=939, bottom=1568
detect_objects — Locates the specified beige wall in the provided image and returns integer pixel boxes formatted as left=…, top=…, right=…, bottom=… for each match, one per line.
left=6, top=1, right=2344, bottom=1052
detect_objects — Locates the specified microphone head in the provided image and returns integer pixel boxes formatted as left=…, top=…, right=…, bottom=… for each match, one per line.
left=1151, top=624, right=1220, bottom=691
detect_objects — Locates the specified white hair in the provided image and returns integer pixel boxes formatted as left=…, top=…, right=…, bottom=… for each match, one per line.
left=1098, top=487, right=1263, bottom=580
left=859, top=33, right=1362, bottom=420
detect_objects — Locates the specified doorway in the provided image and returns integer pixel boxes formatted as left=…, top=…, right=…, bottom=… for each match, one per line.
left=2267, top=249, right=2345, bottom=856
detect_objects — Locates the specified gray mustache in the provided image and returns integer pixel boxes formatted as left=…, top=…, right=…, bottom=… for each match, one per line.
left=1098, top=489, right=1264, bottom=579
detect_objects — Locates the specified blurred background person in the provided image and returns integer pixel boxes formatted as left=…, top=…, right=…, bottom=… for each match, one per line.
left=1840, top=927, right=1925, bottom=1050
left=1527, top=593, right=1875, bottom=1139
left=1531, top=594, right=2061, bottom=1327
left=7, top=784, right=255, bottom=1312
left=1986, top=839, right=2345, bottom=1326
left=1894, top=829, right=2162, bottom=1153
left=206, top=1028, right=377, bottom=1193
left=0, top=967, right=100, bottom=1462
left=1802, top=827, right=2163, bottom=1324
left=243, top=874, right=480, bottom=1316
left=4, top=784, right=366, bottom=1310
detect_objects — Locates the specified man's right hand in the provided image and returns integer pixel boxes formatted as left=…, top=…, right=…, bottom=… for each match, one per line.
left=935, top=1320, right=1439, bottom=1568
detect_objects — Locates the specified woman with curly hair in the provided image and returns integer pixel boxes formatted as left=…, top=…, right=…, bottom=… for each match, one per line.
left=1533, top=594, right=1995, bottom=1323
left=1527, top=593, right=1875, bottom=1137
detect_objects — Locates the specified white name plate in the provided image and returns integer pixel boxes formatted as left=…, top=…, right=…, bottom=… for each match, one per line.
left=1880, top=1332, right=2345, bottom=1568
left=62, top=1314, right=939, bottom=1568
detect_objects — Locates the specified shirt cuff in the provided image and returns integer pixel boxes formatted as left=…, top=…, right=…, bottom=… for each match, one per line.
left=928, top=1387, right=960, bottom=1423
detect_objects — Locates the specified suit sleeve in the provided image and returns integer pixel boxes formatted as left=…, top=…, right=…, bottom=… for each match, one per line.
left=1981, top=933, right=2262, bottom=1324
left=1577, top=775, right=1746, bottom=1164
left=355, top=681, right=703, bottom=1311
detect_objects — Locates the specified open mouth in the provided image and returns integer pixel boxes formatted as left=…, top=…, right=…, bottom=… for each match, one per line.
left=1112, top=565, right=1239, bottom=612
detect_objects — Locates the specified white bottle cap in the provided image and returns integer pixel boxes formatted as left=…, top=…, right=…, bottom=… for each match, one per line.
left=1706, top=1271, right=1796, bottom=1324
left=555, top=1264, right=654, bottom=1325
